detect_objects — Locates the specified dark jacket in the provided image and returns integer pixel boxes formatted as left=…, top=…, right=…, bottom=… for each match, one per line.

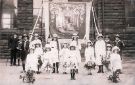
left=8, top=37, right=18, bottom=50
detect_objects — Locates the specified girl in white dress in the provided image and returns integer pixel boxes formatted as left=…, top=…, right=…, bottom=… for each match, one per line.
left=84, top=40, right=95, bottom=75
left=59, top=43, right=70, bottom=74
left=41, top=44, right=53, bottom=73
left=25, top=48, right=38, bottom=72
left=95, top=34, right=106, bottom=73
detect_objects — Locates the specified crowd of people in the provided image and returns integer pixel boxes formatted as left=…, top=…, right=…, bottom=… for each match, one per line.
left=8, top=32, right=125, bottom=81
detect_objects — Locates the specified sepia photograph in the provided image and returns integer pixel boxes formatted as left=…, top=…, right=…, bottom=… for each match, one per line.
left=0, top=0, right=135, bottom=85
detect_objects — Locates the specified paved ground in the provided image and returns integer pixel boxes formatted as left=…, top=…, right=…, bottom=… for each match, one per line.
left=0, top=57, right=135, bottom=85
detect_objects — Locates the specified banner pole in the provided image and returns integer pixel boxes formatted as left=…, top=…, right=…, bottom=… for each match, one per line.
left=29, top=4, right=43, bottom=42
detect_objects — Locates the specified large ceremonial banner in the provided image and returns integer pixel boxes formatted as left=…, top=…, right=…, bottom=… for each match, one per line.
left=49, top=3, right=86, bottom=39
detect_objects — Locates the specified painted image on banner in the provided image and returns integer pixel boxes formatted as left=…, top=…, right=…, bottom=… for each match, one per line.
left=49, top=3, right=86, bottom=39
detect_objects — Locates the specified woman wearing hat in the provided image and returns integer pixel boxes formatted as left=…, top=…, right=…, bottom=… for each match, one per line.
left=95, top=34, right=106, bottom=73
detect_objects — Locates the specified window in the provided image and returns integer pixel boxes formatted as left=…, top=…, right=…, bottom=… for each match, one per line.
left=2, top=13, right=11, bottom=29
left=126, top=0, right=135, bottom=27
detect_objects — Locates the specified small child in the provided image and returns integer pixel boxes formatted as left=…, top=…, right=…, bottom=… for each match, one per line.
left=69, top=46, right=81, bottom=74
left=63, top=62, right=68, bottom=74
left=109, top=46, right=122, bottom=83
left=34, top=44, right=43, bottom=74
left=25, top=48, right=38, bottom=72
left=59, top=43, right=70, bottom=74
left=21, top=48, right=37, bottom=83
left=41, top=44, right=53, bottom=73
left=104, top=44, right=112, bottom=71
left=70, top=62, right=77, bottom=80
left=84, top=40, right=95, bottom=75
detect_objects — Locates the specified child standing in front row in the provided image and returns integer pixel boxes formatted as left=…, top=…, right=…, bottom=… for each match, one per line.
left=110, top=46, right=122, bottom=73
left=104, top=44, right=112, bottom=71
left=109, top=46, right=122, bottom=83
left=41, top=44, right=53, bottom=73
left=25, top=47, right=38, bottom=72
left=84, top=40, right=95, bottom=75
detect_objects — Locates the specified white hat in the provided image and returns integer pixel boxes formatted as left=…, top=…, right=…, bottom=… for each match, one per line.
left=34, top=33, right=39, bottom=37
left=112, top=46, right=120, bottom=52
left=73, top=33, right=78, bottom=36
left=107, top=44, right=112, bottom=47
left=29, top=46, right=35, bottom=50
left=87, top=40, right=93, bottom=44
left=23, top=34, right=27, bottom=37
left=63, top=43, right=68, bottom=47
left=98, top=34, right=103, bottom=37
left=115, top=34, right=120, bottom=37
left=29, top=32, right=33, bottom=35
left=45, top=44, right=51, bottom=48
left=72, top=33, right=79, bottom=39
left=96, top=34, right=103, bottom=40
left=53, top=34, right=58, bottom=37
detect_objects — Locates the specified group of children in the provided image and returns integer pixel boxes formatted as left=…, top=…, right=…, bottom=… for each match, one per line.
left=23, top=33, right=123, bottom=82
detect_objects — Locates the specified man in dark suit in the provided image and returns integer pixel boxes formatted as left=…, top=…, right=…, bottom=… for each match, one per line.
left=21, top=34, right=29, bottom=72
left=8, top=33, right=18, bottom=66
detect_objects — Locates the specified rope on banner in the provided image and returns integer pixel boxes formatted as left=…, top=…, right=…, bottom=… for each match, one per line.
left=91, top=0, right=100, bottom=35
left=29, top=4, right=44, bottom=42
left=92, top=6, right=100, bottom=35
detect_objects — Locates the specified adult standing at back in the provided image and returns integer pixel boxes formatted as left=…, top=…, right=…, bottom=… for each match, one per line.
left=8, top=33, right=18, bottom=66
